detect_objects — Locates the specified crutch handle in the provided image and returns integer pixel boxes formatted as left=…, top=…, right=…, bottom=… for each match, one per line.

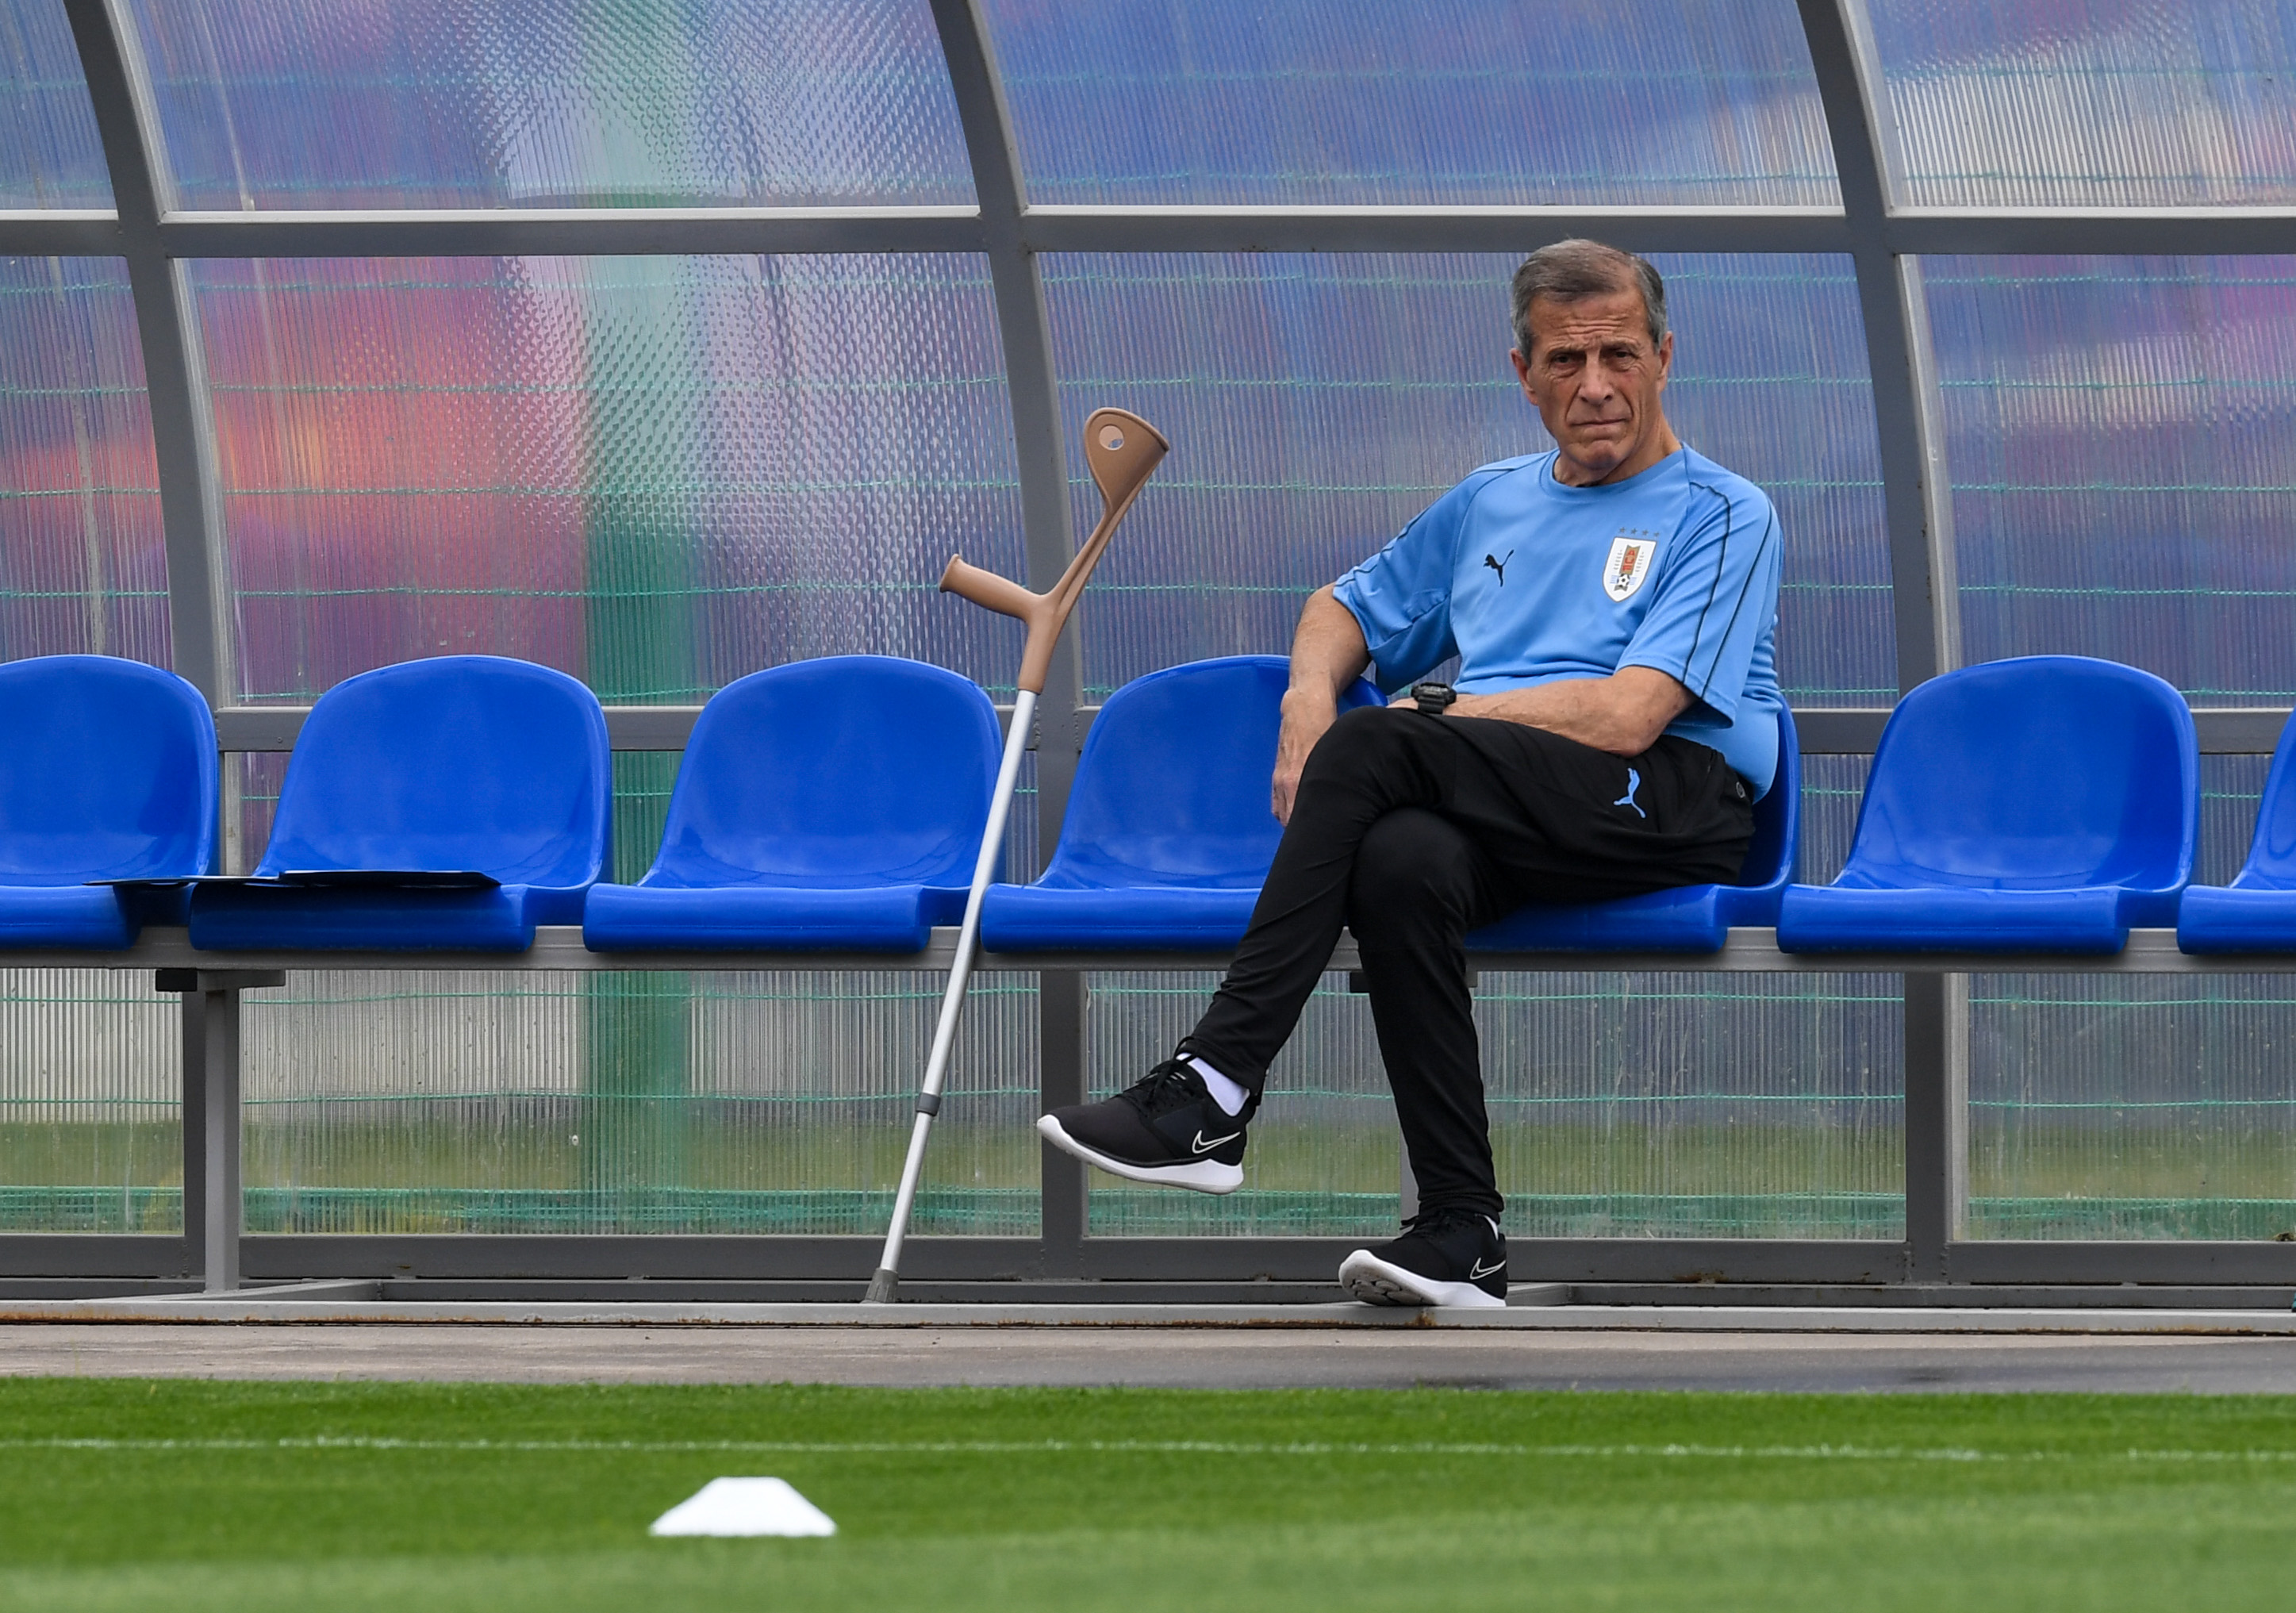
left=939, top=555, right=1048, bottom=627
left=937, top=407, right=1169, bottom=696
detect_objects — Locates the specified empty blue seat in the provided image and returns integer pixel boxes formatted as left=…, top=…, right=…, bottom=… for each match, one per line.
left=189, top=656, right=609, bottom=951
left=582, top=655, right=1003, bottom=953
left=2179, top=712, right=2296, bottom=954
left=1777, top=655, right=2197, bottom=955
left=1469, top=705, right=1801, bottom=952
left=980, top=656, right=1382, bottom=951
left=0, top=655, right=215, bottom=948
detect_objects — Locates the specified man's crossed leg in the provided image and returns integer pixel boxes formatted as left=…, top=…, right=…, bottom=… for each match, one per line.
left=1039, top=705, right=1752, bottom=1307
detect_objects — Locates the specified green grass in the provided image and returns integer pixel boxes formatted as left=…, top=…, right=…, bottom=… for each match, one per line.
left=2, top=1381, right=2294, bottom=1609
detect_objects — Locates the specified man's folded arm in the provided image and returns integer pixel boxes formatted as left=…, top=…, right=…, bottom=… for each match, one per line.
left=1447, top=666, right=1693, bottom=757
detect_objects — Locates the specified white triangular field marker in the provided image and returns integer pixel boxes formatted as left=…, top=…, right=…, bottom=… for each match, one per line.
left=649, top=1477, right=837, bottom=1538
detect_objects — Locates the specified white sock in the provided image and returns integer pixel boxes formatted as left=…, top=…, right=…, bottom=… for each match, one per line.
left=1189, top=1057, right=1251, bottom=1116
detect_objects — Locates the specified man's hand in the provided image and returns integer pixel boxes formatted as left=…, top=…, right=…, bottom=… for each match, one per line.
left=1446, top=665, right=1692, bottom=756
left=1273, top=587, right=1373, bottom=824
left=1273, top=686, right=1338, bottom=824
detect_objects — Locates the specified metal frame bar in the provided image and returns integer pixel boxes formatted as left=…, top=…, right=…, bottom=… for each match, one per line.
left=20, top=0, right=2294, bottom=1298
left=927, top=0, right=1088, bottom=1277
left=1877, top=209, right=2296, bottom=255
left=1799, top=0, right=1952, bottom=693
left=0, top=925, right=2283, bottom=979
left=155, top=969, right=282, bottom=1290
left=0, top=210, right=120, bottom=252
left=204, top=703, right=2296, bottom=757
left=7, top=1233, right=2296, bottom=1288
left=12, top=207, right=2292, bottom=261
left=150, top=208, right=985, bottom=257
left=1797, top=0, right=1968, bottom=1281
left=1021, top=205, right=2295, bottom=256
left=59, top=0, right=230, bottom=706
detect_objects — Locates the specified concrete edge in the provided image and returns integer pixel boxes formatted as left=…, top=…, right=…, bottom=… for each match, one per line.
left=3, top=1296, right=2295, bottom=1334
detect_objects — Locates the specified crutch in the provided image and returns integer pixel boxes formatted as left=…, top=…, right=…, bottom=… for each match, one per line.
left=864, top=407, right=1170, bottom=1304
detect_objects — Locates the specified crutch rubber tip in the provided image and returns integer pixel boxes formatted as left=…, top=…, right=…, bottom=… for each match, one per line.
left=862, top=1267, right=900, bottom=1304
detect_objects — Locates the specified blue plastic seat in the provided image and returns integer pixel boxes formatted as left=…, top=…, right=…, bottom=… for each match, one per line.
left=189, top=656, right=609, bottom=952
left=582, top=655, right=1003, bottom=953
left=2179, top=712, right=2296, bottom=954
left=1469, top=705, right=1801, bottom=953
left=980, top=656, right=1382, bottom=952
left=1777, top=655, right=2197, bottom=955
left=0, top=656, right=216, bottom=948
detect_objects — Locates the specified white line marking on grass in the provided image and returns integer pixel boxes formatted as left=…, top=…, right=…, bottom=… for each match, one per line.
left=650, top=1477, right=835, bottom=1538
left=6, top=1437, right=2296, bottom=1464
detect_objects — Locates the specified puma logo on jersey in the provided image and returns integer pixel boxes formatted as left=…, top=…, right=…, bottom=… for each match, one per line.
left=1484, top=550, right=1513, bottom=585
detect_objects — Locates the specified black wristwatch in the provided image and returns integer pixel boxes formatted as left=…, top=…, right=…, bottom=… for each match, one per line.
left=1411, top=681, right=1457, bottom=716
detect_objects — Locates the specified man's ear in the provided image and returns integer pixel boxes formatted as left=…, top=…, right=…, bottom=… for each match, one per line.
left=1510, top=347, right=1536, bottom=402
left=1653, top=331, right=1674, bottom=387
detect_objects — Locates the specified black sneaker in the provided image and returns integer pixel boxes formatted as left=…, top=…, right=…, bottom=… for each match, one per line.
left=1035, top=1050, right=1255, bottom=1194
left=1338, top=1207, right=1508, bottom=1308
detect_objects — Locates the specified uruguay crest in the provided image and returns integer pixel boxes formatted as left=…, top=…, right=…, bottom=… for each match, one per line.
left=1602, top=533, right=1660, bottom=603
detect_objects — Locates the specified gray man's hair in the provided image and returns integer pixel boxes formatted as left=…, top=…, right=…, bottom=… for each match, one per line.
left=1509, top=240, right=1668, bottom=354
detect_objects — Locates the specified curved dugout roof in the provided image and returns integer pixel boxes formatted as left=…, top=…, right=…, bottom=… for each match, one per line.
left=0, top=0, right=2290, bottom=728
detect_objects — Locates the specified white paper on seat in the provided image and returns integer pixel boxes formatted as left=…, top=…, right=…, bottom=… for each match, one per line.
left=648, top=1477, right=837, bottom=1537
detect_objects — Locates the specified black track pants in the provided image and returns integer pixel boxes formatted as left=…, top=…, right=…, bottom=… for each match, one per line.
left=1187, top=704, right=1756, bottom=1220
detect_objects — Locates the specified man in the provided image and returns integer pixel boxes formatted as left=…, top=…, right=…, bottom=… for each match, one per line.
left=1039, top=240, right=1784, bottom=1308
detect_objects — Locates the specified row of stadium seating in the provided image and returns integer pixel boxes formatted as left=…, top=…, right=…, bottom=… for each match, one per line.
left=0, top=648, right=2286, bottom=958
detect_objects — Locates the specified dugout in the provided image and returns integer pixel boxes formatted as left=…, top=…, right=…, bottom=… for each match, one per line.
left=1, top=0, right=2294, bottom=1304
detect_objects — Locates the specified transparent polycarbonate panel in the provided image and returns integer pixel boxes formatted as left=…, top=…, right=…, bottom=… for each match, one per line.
left=190, top=255, right=1023, bottom=705
left=1797, top=752, right=1869, bottom=885
left=1969, top=974, right=2296, bottom=1240
left=1085, top=969, right=1902, bottom=1239
left=1003, top=747, right=1040, bottom=885
left=0, top=970, right=182, bottom=1234
left=1046, top=253, right=1891, bottom=705
left=2199, top=751, right=2267, bottom=888
left=1085, top=971, right=1397, bottom=1237
left=1871, top=0, right=2296, bottom=207
left=240, top=969, right=1037, bottom=1236
left=129, top=0, right=971, bottom=209
left=0, top=257, right=168, bottom=663
left=987, top=0, right=1837, bottom=205
left=1964, top=758, right=2279, bottom=1242
left=0, top=0, right=112, bottom=205
left=1927, top=257, right=2296, bottom=700
left=611, top=751, right=674, bottom=883
left=687, top=970, right=1036, bottom=1236
left=1486, top=974, right=1901, bottom=1239
left=223, top=751, right=282, bottom=877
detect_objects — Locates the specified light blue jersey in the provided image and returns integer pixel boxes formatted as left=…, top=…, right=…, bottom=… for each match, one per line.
left=1331, top=446, right=1785, bottom=797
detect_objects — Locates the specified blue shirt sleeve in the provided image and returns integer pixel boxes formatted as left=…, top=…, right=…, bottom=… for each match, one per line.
left=1330, top=470, right=1499, bottom=693
left=1618, top=473, right=1782, bottom=726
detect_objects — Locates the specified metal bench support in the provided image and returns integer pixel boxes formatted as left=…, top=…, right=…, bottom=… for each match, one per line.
left=157, top=969, right=284, bottom=1292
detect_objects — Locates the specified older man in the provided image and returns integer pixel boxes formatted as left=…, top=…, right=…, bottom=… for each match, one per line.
left=1039, top=240, right=1784, bottom=1308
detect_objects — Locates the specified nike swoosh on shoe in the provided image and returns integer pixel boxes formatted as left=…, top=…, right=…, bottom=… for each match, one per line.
left=1468, top=1258, right=1506, bottom=1280
left=1190, top=1130, right=1242, bottom=1154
